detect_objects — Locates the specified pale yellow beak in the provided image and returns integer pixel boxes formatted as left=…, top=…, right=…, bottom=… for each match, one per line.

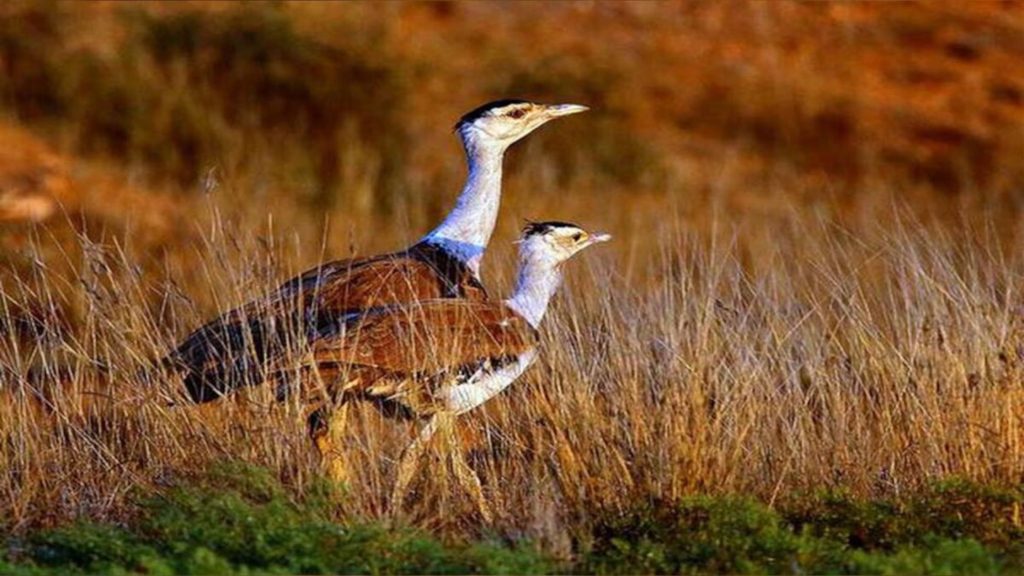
left=543, top=103, right=590, bottom=118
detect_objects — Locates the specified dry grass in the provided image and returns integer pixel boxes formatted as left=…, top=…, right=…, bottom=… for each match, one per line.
left=1, top=0, right=1024, bottom=553
left=2, top=189, right=1022, bottom=547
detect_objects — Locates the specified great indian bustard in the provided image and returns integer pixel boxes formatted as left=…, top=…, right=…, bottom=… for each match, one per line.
left=163, top=100, right=587, bottom=403
left=279, top=222, right=611, bottom=522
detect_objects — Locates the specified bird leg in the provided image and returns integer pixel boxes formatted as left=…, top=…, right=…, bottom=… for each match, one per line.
left=440, top=415, right=493, bottom=523
left=309, top=402, right=350, bottom=483
left=390, top=413, right=440, bottom=516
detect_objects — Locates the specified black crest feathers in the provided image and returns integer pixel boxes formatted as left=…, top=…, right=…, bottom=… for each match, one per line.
left=521, top=220, right=580, bottom=237
left=455, top=98, right=531, bottom=129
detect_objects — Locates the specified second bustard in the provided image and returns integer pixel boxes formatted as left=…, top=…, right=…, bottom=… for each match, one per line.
left=280, top=222, right=611, bottom=521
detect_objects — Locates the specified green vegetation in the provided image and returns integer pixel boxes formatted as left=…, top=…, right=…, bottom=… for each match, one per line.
left=3, top=463, right=551, bottom=575
left=3, top=463, right=1022, bottom=574
left=583, top=486, right=1024, bottom=575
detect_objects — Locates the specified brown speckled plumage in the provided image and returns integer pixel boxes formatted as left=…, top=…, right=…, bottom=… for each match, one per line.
left=275, top=299, right=537, bottom=416
left=165, top=241, right=489, bottom=403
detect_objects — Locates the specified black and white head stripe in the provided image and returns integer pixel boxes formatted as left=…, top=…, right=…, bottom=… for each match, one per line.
left=521, top=220, right=581, bottom=237
left=456, top=99, right=531, bottom=129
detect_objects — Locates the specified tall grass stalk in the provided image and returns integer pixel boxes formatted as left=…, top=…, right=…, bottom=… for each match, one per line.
left=2, top=196, right=1021, bottom=545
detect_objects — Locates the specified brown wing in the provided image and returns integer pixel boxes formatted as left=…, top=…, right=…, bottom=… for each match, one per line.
left=277, top=242, right=488, bottom=316
left=275, top=300, right=538, bottom=413
left=164, top=242, right=489, bottom=403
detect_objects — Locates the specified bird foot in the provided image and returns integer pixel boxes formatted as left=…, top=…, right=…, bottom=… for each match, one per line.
left=476, top=500, right=494, bottom=524
left=324, top=455, right=350, bottom=485
left=313, top=432, right=350, bottom=484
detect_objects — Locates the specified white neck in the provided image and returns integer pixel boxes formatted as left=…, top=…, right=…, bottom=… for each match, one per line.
left=422, top=130, right=506, bottom=276
left=505, top=262, right=563, bottom=329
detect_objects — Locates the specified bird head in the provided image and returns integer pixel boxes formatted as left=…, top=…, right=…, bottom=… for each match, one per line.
left=455, top=99, right=588, bottom=150
left=516, top=220, right=611, bottom=268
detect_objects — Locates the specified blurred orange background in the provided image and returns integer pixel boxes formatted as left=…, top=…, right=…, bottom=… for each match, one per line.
left=2, top=1, right=1024, bottom=331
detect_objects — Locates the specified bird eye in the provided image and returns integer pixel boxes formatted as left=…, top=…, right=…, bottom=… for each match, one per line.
left=572, top=232, right=583, bottom=242
left=507, top=108, right=527, bottom=119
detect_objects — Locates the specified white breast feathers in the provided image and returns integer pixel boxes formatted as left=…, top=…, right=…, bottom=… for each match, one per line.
left=438, top=349, right=538, bottom=414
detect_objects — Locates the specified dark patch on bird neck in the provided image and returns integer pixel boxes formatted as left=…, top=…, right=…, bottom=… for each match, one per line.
left=409, top=241, right=489, bottom=299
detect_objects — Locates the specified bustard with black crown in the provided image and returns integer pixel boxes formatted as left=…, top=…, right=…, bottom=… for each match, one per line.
left=163, top=100, right=588, bottom=403
left=281, top=222, right=611, bottom=522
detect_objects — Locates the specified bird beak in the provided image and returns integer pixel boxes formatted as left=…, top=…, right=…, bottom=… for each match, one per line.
left=587, top=232, right=612, bottom=245
left=544, top=103, right=590, bottom=118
